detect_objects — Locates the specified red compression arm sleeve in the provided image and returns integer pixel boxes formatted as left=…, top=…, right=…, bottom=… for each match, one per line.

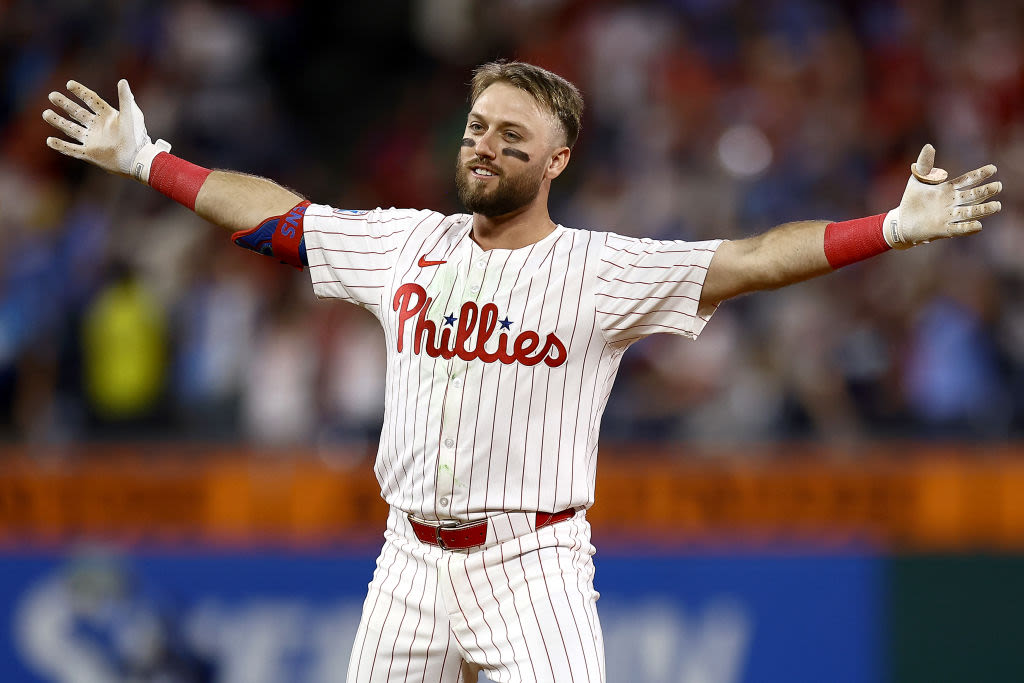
left=823, top=214, right=891, bottom=269
left=148, top=152, right=212, bottom=211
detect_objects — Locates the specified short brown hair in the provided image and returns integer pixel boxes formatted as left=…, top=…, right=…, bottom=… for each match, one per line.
left=470, top=60, right=584, bottom=148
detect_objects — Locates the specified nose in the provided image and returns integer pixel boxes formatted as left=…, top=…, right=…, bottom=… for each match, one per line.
left=474, top=132, right=497, bottom=160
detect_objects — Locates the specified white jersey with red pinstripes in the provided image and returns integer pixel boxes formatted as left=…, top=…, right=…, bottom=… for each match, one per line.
left=303, top=204, right=721, bottom=522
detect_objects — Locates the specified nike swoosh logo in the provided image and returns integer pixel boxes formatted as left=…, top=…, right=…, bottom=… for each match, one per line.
left=418, top=255, right=447, bottom=267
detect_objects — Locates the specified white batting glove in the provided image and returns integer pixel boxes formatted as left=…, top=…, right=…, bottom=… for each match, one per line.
left=42, top=79, right=171, bottom=183
left=883, top=144, right=1002, bottom=249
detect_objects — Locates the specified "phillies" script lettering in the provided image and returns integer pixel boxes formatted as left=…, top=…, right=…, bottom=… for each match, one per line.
left=393, top=283, right=567, bottom=367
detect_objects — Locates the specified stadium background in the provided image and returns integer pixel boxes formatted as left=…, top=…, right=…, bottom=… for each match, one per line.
left=1, top=0, right=1023, bottom=680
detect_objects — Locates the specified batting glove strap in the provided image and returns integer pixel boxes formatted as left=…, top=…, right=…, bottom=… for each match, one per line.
left=130, top=138, right=172, bottom=184
left=231, top=200, right=311, bottom=270
left=881, top=208, right=908, bottom=249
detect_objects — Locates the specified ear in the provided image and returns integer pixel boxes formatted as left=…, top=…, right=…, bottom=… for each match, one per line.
left=544, top=146, right=571, bottom=180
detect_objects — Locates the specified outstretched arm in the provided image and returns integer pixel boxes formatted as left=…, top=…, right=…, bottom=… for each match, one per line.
left=43, top=79, right=306, bottom=263
left=700, top=145, right=1003, bottom=306
left=700, top=219, right=832, bottom=304
left=192, top=171, right=303, bottom=232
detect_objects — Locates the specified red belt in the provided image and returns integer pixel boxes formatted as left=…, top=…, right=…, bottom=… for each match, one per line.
left=408, top=508, right=576, bottom=550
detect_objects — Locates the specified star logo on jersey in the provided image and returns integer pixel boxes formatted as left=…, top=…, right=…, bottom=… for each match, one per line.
left=392, top=283, right=567, bottom=368
left=417, top=255, right=447, bottom=267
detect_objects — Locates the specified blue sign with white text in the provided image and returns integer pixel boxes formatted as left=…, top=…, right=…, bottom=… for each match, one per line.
left=0, top=549, right=882, bottom=682
left=597, top=553, right=883, bottom=683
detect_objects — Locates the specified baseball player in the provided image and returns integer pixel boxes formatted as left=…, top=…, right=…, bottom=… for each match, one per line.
left=43, top=61, right=1001, bottom=682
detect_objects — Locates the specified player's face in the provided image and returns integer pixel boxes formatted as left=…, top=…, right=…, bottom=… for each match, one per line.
left=456, top=82, right=562, bottom=218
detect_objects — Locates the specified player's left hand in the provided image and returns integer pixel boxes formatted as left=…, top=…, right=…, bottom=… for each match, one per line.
left=884, top=144, right=1002, bottom=249
left=42, top=79, right=169, bottom=180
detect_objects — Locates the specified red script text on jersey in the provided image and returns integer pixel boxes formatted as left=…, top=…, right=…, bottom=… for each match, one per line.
left=393, top=283, right=567, bottom=367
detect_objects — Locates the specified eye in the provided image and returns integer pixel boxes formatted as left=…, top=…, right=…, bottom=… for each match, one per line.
left=503, top=130, right=521, bottom=142
left=468, top=122, right=484, bottom=133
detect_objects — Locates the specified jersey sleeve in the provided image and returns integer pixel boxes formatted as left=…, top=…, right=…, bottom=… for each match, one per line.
left=595, top=232, right=723, bottom=344
left=302, top=205, right=433, bottom=313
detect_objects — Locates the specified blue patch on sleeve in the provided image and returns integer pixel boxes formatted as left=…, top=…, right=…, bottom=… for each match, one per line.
left=233, top=217, right=278, bottom=255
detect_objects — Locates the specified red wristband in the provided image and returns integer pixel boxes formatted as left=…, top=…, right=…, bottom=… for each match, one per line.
left=823, top=214, right=891, bottom=269
left=148, top=152, right=212, bottom=211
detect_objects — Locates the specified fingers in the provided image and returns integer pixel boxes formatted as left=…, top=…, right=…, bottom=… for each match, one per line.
left=955, top=181, right=1002, bottom=206
left=48, top=91, right=95, bottom=127
left=916, top=144, right=935, bottom=174
left=45, top=136, right=86, bottom=160
left=910, top=144, right=948, bottom=184
left=951, top=200, right=1001, bottom=223
left=116, top=79, right=136, bottom=114
left=952, top=164, right=997, bottom=190
left=42, top=109, right=88, bottom=142
left=66, top=80, right=112, bottom=115
left=948, top=220, right=982, bottom=237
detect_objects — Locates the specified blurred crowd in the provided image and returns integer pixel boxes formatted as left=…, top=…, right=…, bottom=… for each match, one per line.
left=2, top=0, right=1024, bottom=451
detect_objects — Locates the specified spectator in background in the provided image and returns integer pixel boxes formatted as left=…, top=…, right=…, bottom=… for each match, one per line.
left=3, top=0, right=1022, bottom=447
left=316, top=303, right=387, bottom=449
left=239, top=281, right=318, bottom=447
left=173, top=238, right=260, bottom=439
left=82, top=260, right=169, bottom=439
left=903, top=256, right=1010, bottom=438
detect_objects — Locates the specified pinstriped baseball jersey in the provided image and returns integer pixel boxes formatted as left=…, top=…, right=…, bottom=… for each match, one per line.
left=303, top=204, right=721, bottom=522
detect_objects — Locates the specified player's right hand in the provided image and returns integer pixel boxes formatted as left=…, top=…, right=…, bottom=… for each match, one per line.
left=43, top=79, right=168, bottom=180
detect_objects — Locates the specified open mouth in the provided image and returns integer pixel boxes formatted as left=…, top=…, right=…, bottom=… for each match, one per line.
left=470, top=165, right=500, bottom=179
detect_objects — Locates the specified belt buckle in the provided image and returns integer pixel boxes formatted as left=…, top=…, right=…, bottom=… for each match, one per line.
left=435, top=521, right=460, bottom=550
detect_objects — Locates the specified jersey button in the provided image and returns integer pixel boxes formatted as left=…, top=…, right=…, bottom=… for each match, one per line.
left=469, top=284, right=480, bottom=293
left=452, top=378, right=463, bottom=388
left=439, top=497, right=449, bottom=507
left=476, top=260, right=486, bottom=270
left=444, top=438, right=454, bottom=448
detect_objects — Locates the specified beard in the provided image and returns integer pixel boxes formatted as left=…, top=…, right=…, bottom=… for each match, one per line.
left=455, top=155, right=545, bottom=217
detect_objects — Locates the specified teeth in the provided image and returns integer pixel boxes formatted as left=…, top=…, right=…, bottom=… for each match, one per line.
left=474, top=168, right=496, bottom=176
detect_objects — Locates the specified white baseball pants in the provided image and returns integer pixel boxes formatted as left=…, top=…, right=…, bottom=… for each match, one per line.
left=346, top=508, right=605, bottom=682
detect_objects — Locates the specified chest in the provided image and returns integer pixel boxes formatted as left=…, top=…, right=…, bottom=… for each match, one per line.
left=385, top=231, right=594, bottom=368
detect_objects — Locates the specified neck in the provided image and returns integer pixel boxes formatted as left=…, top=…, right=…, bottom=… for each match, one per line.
left=470, top=197, right=556, bottom=251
